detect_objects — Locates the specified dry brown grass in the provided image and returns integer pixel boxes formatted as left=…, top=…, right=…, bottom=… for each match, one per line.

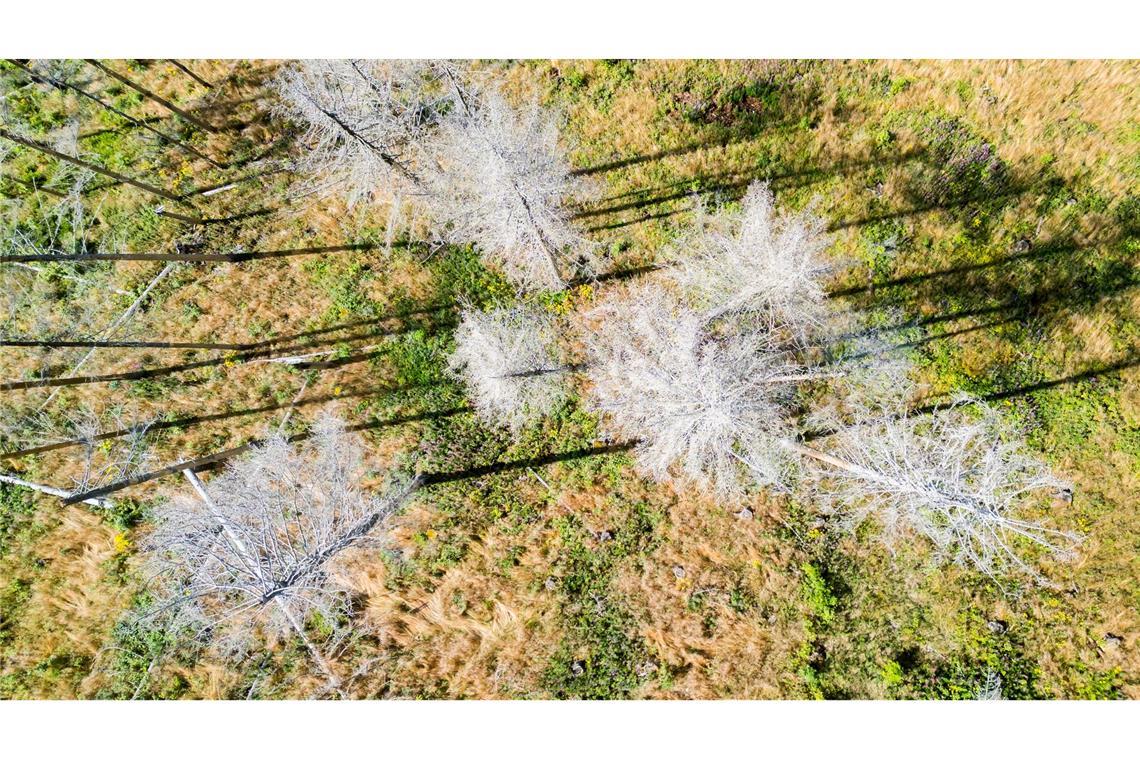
left=345, top=500, right=564, bottom=699
left=2, top=59, right=1137, bottom=699
left=612, top=488, right=807, bottom=699
left=0, top=503, right=127, bottom=698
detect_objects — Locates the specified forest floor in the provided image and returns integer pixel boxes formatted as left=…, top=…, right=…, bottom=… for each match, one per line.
left=0, top=59, right=1137, bottom=699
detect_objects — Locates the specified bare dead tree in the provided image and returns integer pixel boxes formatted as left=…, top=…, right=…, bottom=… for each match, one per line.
left=430, top=81, right=597, bottom=291
left=0, top=184, right=157, bottom=424
left=448, top=304, right=571, bottom=433
left=581, top=283, right=812, bottom=494
left=68, top=406, right=155, bottom=495
left=665, top=181, right=832, bottom=340
left=144, top=414, right=420, bottom=684
left=33, top=262, right=179, bottom=414
left=795, top=397, right=1079, bottom=578
left=274, top=59, right=449, bottom=206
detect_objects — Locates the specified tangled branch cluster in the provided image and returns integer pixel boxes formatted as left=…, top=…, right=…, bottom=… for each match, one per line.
left=276, top=60, right=594, bottom=291
left=429, top=87, right=596, bottom=290
left=274, top=59, right=450, bottom=205
left=146, top=415, right=415, bottom=654
left=821, top=399, right=1078, bottom=577
left=666, top=182, right=832, bottom=337
left=447, top=304, right=570, bottom=432
left=582, top=284, right=799, bottom=495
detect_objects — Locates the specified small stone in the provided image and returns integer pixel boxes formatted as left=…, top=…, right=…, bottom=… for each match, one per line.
left=597, top=530, right=613, bottom=542
left=673, top=565, right=686, bottom=579
left=1013, top=238, right=1033, bottom=253
left=735, top=508, right=754, bottom=520
left=636, top=660, right=659, bottom=678
left=1103, top=633, right=1124, bottom=649
left=570, top=660, right=586, bottom=677
left=987, top=619, right=1008, bottom=635
left=544, top=577, right=557, bottom=592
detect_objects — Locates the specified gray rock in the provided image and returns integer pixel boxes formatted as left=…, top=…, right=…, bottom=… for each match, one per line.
left=673, top=565, right=686, bottom=579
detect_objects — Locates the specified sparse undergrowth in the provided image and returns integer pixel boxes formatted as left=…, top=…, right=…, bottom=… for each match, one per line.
left=1, top=59, right=1137, bottom=699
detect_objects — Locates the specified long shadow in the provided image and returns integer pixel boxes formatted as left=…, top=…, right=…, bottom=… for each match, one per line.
left=0, top=242, right=408, bottom=264
left=837, top=317, right=1022, bottom=361
left=6, top=59, right=228, bottom=169
left=587, top=149, right=926, bottom=209
left=0, top=314, right=457, bottom=392
left=2, top=174, right=123, bottom=200
left=825, top=183, right=1032, bottom=232
left=84, top=59, right=221, bottom=134
left=78, top=115, right=165, bottom=140
left=158, top=206, right=275, bottom=226
left=167, top=60, right=214, bottom=89
left=577, top=149, right=930, bottom=233
left=568, top=263, right=665, bottom=288
left=799, top=354, right=1140, bottom=446
left=62, top=407, right=471, bottom=504
left=0, top=381, right=434, bottom=460
left=0, top=303, right=456, bottom=351
left=571, top=112, right=816, bottom=179
left=587, top=208, right=686, bottom=233
left=571, top=137, right=735, bottom=177
left=0, top=175, right=68, bottom=199
left=419, top=441, right=637, bottom=486
left=827, top=237, right=1102, bottom=299
left=911, top=356, right=1140, bottom=416
left=241, top=303, right=457, bottom=348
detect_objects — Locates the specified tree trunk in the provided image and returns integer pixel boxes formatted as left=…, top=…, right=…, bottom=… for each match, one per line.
left=0, top=471, right=112, bottom=508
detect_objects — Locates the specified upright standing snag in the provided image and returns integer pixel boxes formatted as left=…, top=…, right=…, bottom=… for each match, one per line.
left=581, top=284, right=807, bottom=494
left=666, top=181, right=832, bottom=338
left=145, top=414, right=419, bottom=676
left=274, top=59, right=449, bottom=205
left=448, top=304, right=571, bottom=433
left=431, top=85, right=596, bottom=291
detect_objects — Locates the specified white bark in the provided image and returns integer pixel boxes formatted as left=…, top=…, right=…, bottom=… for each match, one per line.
left=0, top=471, right=112, bottom=508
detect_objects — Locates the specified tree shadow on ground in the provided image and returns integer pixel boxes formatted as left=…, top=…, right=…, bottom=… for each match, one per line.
left=0, top=304, right=457, bottom=391
left=61, top=405, right=472, bottom=504
left=419, top=442, right=637, bottom=486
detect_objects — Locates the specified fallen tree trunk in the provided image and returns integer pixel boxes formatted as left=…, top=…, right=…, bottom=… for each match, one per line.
left=0, top=471, right=112, bottom=508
